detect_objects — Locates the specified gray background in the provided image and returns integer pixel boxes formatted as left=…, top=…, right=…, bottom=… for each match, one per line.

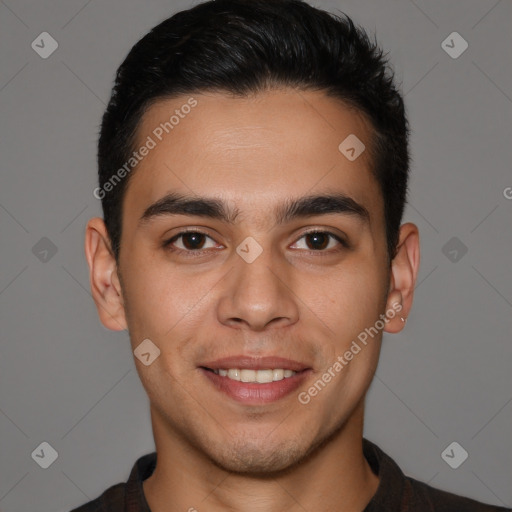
left=0, top=0, right=511, bottom=511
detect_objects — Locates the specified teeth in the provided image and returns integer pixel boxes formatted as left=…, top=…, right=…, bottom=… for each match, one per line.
left=227, top=369, right=240, bottom=381
left=240, top=369, right=256, bottom=382
left=256, top=369, right=274, bottom=383
left=273, top=369, right=284, bottom=381
left=213, top=368, right=297, bottom=383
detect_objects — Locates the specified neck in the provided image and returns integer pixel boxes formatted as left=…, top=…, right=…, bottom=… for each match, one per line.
left=143, top=400, right=380, bottom=512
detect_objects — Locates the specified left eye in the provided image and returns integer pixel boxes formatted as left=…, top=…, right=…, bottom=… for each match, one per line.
left=291, top=231, right=346, bottom=251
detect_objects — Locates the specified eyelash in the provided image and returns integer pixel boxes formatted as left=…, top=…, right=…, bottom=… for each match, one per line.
left=162, top=229, right=349, bottom=257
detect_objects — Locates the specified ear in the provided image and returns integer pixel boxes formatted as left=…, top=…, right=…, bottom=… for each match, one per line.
left=84, top=217, right=127, bottom=331
left=383, top=222, right=420, bottom=334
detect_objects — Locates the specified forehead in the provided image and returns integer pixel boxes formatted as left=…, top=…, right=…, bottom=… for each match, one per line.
left=124, top=89, right=383, bottom=226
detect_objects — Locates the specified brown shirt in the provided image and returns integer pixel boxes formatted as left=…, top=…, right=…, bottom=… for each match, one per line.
left=70, top=438, right=510, bottom=511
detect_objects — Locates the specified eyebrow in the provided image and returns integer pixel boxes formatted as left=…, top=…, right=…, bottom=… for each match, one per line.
left=139, top=191, right=370, bottom=227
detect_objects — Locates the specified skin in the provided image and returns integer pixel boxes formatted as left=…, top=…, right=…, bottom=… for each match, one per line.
left=85, top=89, right=420, bottom=512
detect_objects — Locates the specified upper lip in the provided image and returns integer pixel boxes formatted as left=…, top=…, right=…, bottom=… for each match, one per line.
left=200, top=356, right=310, bottom=372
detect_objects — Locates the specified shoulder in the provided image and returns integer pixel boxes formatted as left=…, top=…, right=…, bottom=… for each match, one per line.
left=362, top=438, right=510, bottom=512
left=69, top=483, right=125, bottom=512
left=69, top=451, right=156, bottom=511
left=403, top=476, right=511, bottom=512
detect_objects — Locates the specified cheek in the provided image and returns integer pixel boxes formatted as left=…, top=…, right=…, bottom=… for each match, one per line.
left=120, top=257, right=180, bottom=339
left=308, top=271, right=385, bottom=407
left=308, top=263, right=384, bottom=331
left=298, top=261, right=387, bottom=374
left=121, top=257, right=219, bottom=346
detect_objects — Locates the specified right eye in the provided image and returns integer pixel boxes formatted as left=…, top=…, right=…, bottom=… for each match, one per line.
left=163, top=230, right=221, bottom=255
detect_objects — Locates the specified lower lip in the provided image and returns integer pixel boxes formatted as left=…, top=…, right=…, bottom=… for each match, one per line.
left=200, top=368, right=312, bottom=405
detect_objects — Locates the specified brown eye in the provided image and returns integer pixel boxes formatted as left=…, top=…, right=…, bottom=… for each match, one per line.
left=163, top=231, right=218, bottom=253
left=291, top=231, right=348, bottom=252
left=305, top=232, right=330, bottom=250
left=180, top=232, right=207, bottom=250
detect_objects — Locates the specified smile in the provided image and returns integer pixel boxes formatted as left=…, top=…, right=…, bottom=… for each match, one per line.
left=200, top=366, right=311, bottom=404
left=210, top=368, right=297, bottom=383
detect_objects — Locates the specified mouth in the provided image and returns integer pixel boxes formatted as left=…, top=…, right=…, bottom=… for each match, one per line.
left=199, top=356, right=312, bottom=404
left=204, top=367, right=298, bottom=383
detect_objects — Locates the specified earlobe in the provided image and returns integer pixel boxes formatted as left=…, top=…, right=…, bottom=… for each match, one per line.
left=383, top=222, right=420, bottom=334
left=84, top=217, right=127, bottom=331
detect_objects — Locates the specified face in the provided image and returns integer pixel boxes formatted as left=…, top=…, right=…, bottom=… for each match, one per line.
left=90, top=89, right=410, bottom=474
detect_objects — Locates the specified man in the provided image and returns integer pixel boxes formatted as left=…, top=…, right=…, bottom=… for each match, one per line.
left=75, top=0, right=510, bottom=510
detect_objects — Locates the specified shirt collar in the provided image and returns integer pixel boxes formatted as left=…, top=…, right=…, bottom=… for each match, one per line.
left=123, top=437, right=406, bottom=511
left=362, top=437, right=406, bottom=511
left=125, top=451, right=155, bottom=511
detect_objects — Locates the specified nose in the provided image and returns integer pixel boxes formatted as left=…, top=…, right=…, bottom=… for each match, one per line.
left=216, top=246, right=300, bottom=331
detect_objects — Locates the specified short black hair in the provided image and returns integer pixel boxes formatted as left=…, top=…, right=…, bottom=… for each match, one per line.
left=97, top=0, right=410, bottom=263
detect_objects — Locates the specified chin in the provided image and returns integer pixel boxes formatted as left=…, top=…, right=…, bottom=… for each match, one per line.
left=191, top=426, right=312, bottom=477
left=207, top=438, right=308, bottom=475
left=203, top=413, right=349, bottom=476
